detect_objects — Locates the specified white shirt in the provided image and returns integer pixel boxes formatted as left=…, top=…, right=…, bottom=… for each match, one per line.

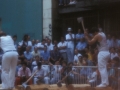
left=37, top=43, right=44, bottom=52
left=66, top=34, right=75, bottom=48
left=41, top=65, right=50, bottom=76
left=107, top=39, right=113, bottom=48
left=110, top=53, right=118, bottom=60
left=45, top=43, right=54, bottom=52
left=88, top=72, right=97, bottom=83
left=32, top=66, right=44, bottom=78
left=51, top=65, right=62, bottom=78
left=74, top=53, right=82, bottom=62
left=19, top=40, right=32, bottom=46
left=58, top=41, right=67, bottom=53
left=0, top=35, right=16, bottom=52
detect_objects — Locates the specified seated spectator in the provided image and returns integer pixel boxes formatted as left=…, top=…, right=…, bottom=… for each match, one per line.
left=50, top=61, right=62, bottom=84
left=85, top=47, right=93, bottom=61
left=17, top=46, right=25, bottom=61
left=15, top=62, right=32, bottom=86
left=75, top=29, right=84, bottom=44
left=37, top=39, right=45, bottom=54
left=31, top=47, right=40, bottom=58
left=82, top=54, right=94, bottom=66
left=59, top=0, right=69, bottom=6
left=73, top=49, right=82, bottom=66
left=107, top=34, right=113, bottom=49
left=92, top=48, right=98, bottom=65
left=41, top=46, right=50, bottom=65
left=87, top=69, right=98, bottom=85
left=76, top=37, right=87, bottom=55
left=33, top=62, right=45, bottom=84
left=16, top=60, right=22, bottom=77
left=32, top=55, right=41, bottom=69
left=58, top=37, right=67, bottom=61
left=110, top=47, right=118, bottom=60
left=111, top=35, right=118, bottom=49
left=79, top=60, right=92, bottom=83
left=50, top=46, right=62, bottom=64
left=24, top=46, right=33, bottom=69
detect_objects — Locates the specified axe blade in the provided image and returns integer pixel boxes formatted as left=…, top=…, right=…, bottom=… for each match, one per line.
left=22, top=82, right=28, bottom=89
left=57, top=81, right=62, bottom=87
left=77, top=17, right=83, bottom=23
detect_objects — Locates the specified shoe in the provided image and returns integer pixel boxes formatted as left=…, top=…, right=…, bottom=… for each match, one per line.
left=96, top=84, right=107, bottom=88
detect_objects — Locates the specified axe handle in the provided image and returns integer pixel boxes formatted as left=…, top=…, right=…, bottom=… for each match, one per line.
left=81, top=20, right=86, bottom=32
left=25, top=70, right=38, bottom=83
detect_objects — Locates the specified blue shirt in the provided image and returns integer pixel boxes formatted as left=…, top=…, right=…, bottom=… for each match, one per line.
left=24, top=51, right=33, bottom=60
left=76, top=41, right=87, bottom=50
left=80, top=67, right=92, bottom=76
left=41, top=51, right=50, bottom=61
left=75, top=33, right=84, bottom=39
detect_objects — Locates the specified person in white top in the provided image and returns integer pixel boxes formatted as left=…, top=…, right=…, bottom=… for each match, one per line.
left=37, top=39, right=45, bottom=54
left=73, top=49, right=82, bottom=66
left=58, top=37, right=67, bottom=61
left=66, top=28, right=75, bottom=63
left=45, top=39, right=53, bottom=52
left=0, top=31, right=18, bottom=89
left=84, top=27, right=110, bottom=87
left=110, top=47, right=118, bottom=60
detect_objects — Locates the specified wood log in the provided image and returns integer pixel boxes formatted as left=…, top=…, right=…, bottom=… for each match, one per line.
left=16, top=84, right=93, bottom=90
left=94, top=87, right=113, bottom=90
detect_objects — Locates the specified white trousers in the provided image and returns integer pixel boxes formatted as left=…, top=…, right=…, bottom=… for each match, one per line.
left=33, top=77, right=50, bottom=84
left=98, top=51, right=110, bottom=85
left=1, top=51, right=18, bottom=89
left=67, top=48, right=74, bottom=63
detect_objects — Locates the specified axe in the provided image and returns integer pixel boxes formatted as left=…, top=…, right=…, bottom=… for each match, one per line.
left=77, top=17, right=86, bottom=32
left=22, top=70, right=38, bottom=89
left=36, top=68, right=55, bottom=84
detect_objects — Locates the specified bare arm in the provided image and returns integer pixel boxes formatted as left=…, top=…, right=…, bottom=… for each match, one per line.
left=85, top=34, right=98, bottom=45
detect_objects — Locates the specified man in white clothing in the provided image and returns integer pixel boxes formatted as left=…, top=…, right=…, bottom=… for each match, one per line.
left=0, top=32, right=18, bottom=89
left=66, top=28, right=75, bottom=63
left=84, top=27, right=110, bottom=87
left=58, top=37, right=67, bottom=61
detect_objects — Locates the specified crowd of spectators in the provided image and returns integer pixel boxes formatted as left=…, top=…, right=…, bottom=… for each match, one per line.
left=0, top=27, right=120, bottom=89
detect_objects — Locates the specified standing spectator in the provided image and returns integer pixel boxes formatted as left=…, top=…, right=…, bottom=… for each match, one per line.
left=50, top=46, right=62, bottom=65
left=31, top=39, right=36, bottom=51
left=37, top=39, right=45, bottom=54
left=107, top=34, right=113, bottom=49
left=58, top=37, right=68, bottom=61
left=66, top=27, right=75, bottom=63
left=19, top=34, right=32, bottom=47
left=12, top=35, right=18, bottom=49
left=45, top=39, right=53, bottom=52
left=75, top=29, right=84, bottom=44
left=41, top=46, right=50, bottom=65
left=15, top=62, right=32, bottom=85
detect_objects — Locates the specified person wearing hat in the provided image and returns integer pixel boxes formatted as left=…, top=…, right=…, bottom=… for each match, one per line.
left=0, top=31, right=18, bottom=89
left=66, top=27, right=75, bottom=63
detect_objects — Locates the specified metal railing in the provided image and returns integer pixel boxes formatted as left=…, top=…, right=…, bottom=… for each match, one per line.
left=34, top=65, right=120, bottom=90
